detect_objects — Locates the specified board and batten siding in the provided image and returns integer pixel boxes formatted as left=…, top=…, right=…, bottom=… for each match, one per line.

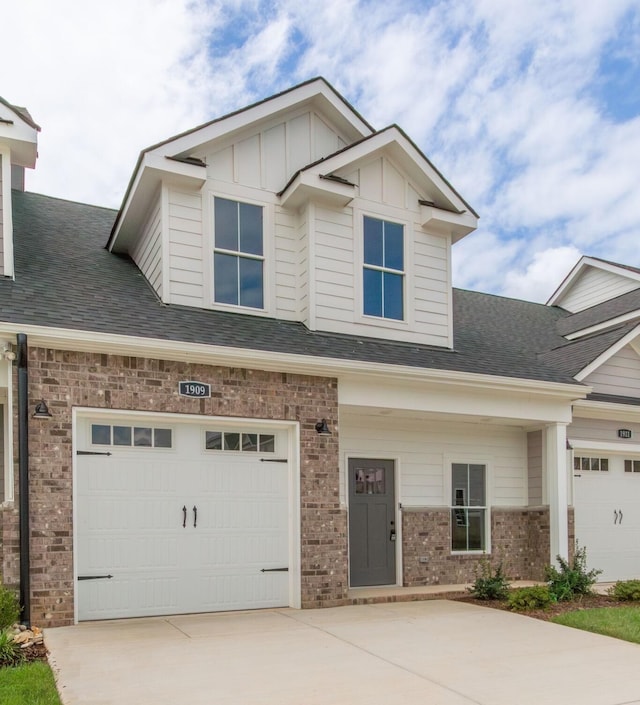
left=561, top=266, right=639, bottom=313
left=312, top=155, right=451, bottom=346
left=339, top=410, right=527, bottom=508
left=167, top=188, right=204, bottom=307
left=204, top=110, right=347, bottom=193
left=583, top=345, right=640, bottom=397
left=131, top=190, right=163, bottom=298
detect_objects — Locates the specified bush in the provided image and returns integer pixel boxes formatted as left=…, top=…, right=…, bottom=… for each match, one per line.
left=608, top=580, right=640, bottom=602
left=508, top=585, right=553, bottom=611
left=468, top=558, right=510, bottom=600
left=545, top=545, right=601, bottom=602
left=0, top=586, right=20, bottom=632
left=0, top=630, right=24, bottom=668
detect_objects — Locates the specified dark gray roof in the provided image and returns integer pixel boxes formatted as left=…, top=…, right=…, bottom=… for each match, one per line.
left=3, top=191, right=584, bottom=386
left=586, top=392, right=640, bottom=406
left=589, top=256, right=640, bottom=276
left=557, top=288, right=640, bottom=335
left=538, top=322, right=637, bottom=377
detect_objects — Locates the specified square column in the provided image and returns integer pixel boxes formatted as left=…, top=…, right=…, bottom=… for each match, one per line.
left=546, top=422, right=569, bottom=563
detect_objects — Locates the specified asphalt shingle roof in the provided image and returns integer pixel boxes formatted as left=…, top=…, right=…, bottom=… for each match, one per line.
left=2, top=191, right=586, bottom=387
left=557, top=288, right=640, bottom=336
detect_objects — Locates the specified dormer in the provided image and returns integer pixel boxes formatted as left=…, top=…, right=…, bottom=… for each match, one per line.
left=0, top=96, right=39, bottom=278
left=108, top=79, right=477, bottom=349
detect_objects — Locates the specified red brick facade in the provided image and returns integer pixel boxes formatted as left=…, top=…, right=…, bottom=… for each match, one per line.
left=3, top=347, right=342, bottom=626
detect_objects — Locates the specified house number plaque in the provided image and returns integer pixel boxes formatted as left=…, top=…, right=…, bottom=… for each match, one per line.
left=179, top=381, right=211, bottom=398
left=618, top=429, right=632, bottom=439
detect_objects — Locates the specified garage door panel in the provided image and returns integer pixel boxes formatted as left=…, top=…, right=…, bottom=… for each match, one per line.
left=77, top=417, right=291, bottom=620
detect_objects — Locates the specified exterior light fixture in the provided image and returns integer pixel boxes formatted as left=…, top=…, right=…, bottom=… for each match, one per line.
left=0, top=343, right=15, bottom=361
left=315, top=419, right=331, bottom=435
left=33, top=400, right=52, bottom=419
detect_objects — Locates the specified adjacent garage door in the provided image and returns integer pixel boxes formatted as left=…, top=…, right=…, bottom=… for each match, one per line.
left=573, top=452, right=640, bottom=582
left=76, top=416, right=291, bottom=621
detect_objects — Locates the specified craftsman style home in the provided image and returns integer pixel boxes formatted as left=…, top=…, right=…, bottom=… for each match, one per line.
left=0, top=81, right=639, bottom=627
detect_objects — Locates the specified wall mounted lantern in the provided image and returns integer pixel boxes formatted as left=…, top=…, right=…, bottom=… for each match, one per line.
left=315, top=419, right=331, bottom=435
left=33, top=400, right=52, bottom=419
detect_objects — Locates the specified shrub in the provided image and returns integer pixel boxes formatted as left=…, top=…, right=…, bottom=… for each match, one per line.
left=508, top=585, right=553, bottom=611
left=468, top=558, right=510, bottom=600
left=0, top=629, right=24, bottom=668
left=0, top=586, right=20, bottom=632
left=608, top=580, right=640, bottom=602
left=545, top=545, right=601, bottom=602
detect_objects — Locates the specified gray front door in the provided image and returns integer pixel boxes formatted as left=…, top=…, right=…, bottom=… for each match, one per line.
left=348, top=458, right=396, bottom=586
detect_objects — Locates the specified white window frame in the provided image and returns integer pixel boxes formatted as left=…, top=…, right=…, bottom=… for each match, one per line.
left=446, top=458, right=491, bottom=555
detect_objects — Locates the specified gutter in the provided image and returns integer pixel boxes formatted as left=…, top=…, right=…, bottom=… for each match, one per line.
left=17, top=333, right=30, bottom=626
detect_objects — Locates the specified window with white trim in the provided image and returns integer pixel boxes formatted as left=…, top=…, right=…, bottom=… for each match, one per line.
left=91, top=424, right=172, bottom=448
left=451, top=463, right=486, bottom=551
left=213, top=197, right=264, bottom=308
left=205, top=430, right=275, bottom=453
left=363, top=215, right=404, bottom=320
left=574, top=456, right=608, bottom=472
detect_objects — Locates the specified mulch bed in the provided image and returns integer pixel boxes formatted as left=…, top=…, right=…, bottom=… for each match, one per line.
left=454, top=592, right=625, bottom=621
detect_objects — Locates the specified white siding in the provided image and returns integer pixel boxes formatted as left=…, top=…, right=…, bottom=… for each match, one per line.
left=560, top=266, right=639, bottom=313
left=584, top=345, right=640, bottom=397
left=310, top=155, right=452, bottom=346
left=298, top=205, right=309, bottom=326
left=131, top=189, right=163, bottom=298
left=340, top=410, right=527, bottom=508
left=274, top=206, right=298, bottom=319
left=569, top=417, right=640, bottom=446
left=167, top=189, right=203, bottom=307
left=205, top=110, right=350, bottom=193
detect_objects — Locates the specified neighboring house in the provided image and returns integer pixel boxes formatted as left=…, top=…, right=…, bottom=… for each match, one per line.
left=0, top=80, right=638, bottom=628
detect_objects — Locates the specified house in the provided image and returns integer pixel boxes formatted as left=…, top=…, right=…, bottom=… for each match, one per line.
left=0, top=79, right=639, bottom=628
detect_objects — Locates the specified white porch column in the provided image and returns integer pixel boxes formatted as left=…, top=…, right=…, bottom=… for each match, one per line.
left=546, top=422, right=569, bottom=563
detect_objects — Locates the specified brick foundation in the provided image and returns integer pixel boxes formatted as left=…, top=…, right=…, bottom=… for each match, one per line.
left=2, top=348, right=344, bottom=626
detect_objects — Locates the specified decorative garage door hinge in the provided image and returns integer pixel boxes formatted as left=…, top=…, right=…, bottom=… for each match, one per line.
left=260, top=567, right=288, bottom=572
left=77, top=575, right=114, bottom=581
left=260, top=458, right=288, bottom=463
left=76, top=450, right=112, bottom=456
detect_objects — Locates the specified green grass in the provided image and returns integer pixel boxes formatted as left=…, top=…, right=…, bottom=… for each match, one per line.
left=0, top=662, right=62, bottom=705
left=552, top=606, right=640, bottom=644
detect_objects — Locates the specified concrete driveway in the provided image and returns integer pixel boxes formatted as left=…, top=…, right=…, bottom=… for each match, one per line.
left=46, top=600, right=640, bottom=705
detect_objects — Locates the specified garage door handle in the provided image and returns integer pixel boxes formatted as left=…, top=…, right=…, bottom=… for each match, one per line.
left=193, top=505, right=197, bottom=528
left=619, top=509, right=623, bottom=525
left=182, top=505, right=187, bottom=528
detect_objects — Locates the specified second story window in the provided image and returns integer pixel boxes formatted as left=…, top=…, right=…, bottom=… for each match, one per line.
left=363, top=216, right=404, bottom=320
left=214, top=197, right=264, bottom=309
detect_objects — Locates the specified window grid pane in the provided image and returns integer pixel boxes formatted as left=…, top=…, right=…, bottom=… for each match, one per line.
left=363, top=216, right=404, bottom=320
left=451, top=463, right=486, bottom=552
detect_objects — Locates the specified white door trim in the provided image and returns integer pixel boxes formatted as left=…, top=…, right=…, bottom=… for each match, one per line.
left=72, top=407, right=300, bottom=623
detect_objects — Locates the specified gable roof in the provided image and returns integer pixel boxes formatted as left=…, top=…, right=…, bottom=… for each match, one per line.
left=5, top=190, right=581, bottom=389
left=0, top=96, right=41, bottom=131
left=108, top=77, right=374, bottom=251
left=547, top=255, right=640, bottom=307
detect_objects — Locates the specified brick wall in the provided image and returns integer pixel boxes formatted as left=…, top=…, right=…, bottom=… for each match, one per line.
left=402, top=506, right=571, bottom=585
left=2, top=348, right=343, bottom=627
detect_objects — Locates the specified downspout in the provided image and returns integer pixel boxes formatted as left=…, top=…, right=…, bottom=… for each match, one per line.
left=17, top=333, right=30, bottom=626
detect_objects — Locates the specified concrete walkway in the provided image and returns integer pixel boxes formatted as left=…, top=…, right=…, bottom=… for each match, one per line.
left=46, top=600, right=640, bottom=705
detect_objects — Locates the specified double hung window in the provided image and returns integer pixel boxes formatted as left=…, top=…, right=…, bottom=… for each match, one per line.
left=363, top=216, right=404, bottom=320
left=451, top=463, right=486, bottom=551
left=213, top=197, right=264, bottom=309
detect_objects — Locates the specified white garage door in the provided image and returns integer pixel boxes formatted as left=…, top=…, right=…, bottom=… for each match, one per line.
left=573, top=453, right=640, bottom=582
left=76, top=417, right=290, bottom=621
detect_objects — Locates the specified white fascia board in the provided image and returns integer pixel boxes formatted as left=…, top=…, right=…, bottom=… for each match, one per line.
left=569, top=438, right=640, bottom=454
left=0, top=107, right=38, bottom=168
left=146, top=80, right=372, bottom=160
left=279, top=171, right=355, bottom=209
left=573, top=399, right=640, bottom=423
left=547, top=256, right=640, bottom=307
left=110, top=153, right=206, bottom=252
left=566, top=310, right=640, bottom=340
left=419, top=204, right=477, bottom=242
left=0, top=321, right=586, bottom=401
left=0, top=145, right=14, bottom=278
left=299, top=128, right=477, bottom=226
left=575, top=323, right=640, bottom=381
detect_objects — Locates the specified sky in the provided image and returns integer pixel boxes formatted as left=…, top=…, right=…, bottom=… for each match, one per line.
left=3, top=0, right=640, bottom=303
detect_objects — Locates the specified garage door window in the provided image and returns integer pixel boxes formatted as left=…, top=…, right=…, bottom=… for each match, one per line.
left=624, top=459, right=640, bottom=473
left=91, top=424, right=173, bottom=448
left=205, top=430, right=275, bottom=453
left=574, top=456, right=608, bottom=472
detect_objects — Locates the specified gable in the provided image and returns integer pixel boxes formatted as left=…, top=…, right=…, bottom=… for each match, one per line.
left=582, top=343, right=640, bottom=397
left=548, top=256, right=640, bottom=312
